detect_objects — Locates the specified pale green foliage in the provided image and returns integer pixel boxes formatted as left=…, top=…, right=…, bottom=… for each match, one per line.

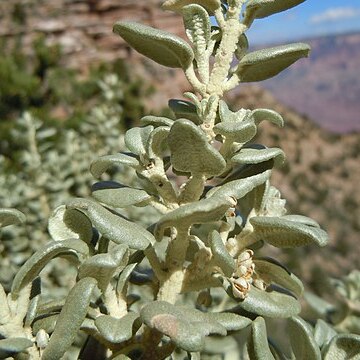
left=0, top=0, right=358, bottom=359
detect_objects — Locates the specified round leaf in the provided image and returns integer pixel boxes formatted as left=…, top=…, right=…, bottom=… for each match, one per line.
left=168, top=119, right=226, bottom=176
left=323, top=334, right=360, bottom=359
left=113, top=21, right=194, bottom=69
left=141, top=115, right=174, bottom=128
left=251, top=108, right=284, bottom=127
left=214, top=120, right=257, bottom=143
left=231, top=147, right=285, bottom=166
left=237, top=43, right=310, bottom=82
left=124, top=126, right=153, bottom=156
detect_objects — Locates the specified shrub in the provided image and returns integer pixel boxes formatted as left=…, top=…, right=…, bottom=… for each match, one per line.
left=0, top=1, right=359, bottom=359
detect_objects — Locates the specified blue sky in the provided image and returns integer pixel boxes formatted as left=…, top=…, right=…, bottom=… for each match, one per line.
left=246, top=0, right=360, bottom=44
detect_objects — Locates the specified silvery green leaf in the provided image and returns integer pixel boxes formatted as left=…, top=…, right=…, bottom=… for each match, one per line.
left=314, top=319, right=337, bottom=349
left=251, top=108, right=284, bottom=127
left=32, top=314, right=58, bottom=334
left=141, top=115, right=174, bottom=128
left=207, top=312, right=251, bottom=331
left=168, top=99, right=201, bottom=124
left=254, top=259, right=303, bottom=297
left=125, top=126, right=154, bottom=156
left=250, top=216, right=328, bottom=248
left=236, top=43, right=310, bottom=82
left=162, top=0, right=221, bottom=13
left=232, top=147, right=285, bottom=167
left=67, top=198, right=153, bottom=250
left=322, top=334, right=360, bottom=359
left=219, top=277, right=300, bottom=318
left=146, top=126, right=170, bottom=158
left=209, top=230, right=235, bottom=277
left=288, top=316, right=321, bottom=360
left=42, top=277, right=98, bottom=360
left=11, top=239, right=89, bottom=297
left=155, top=196, right=235, bottom=240
left=304, top=292, right=335, bottom=319
left=282, top=215, right=320, bottom=228
left=78, top=244, right=129, bottom=292
left=94, top=312, right=141, bottom=344
left=0, top=208, right=25, bottom=228
left=92, top=182, right=153, bottom=208
left=168, top=119, right=226, bottom=176
left=248, top=317, right=275, bottom=360
left=218, top=101, right=251, bottom=123
left=48, top=205, right=93, bottom=243
left=207, top=170, right=270, bottom=200
left=182, top=4, right=211, bottom=55
left=113, top=22, right=194, bottom=69
left=214, top=120, right=257, bottom=143
left=140, top=301, right=227, bottom=352
left=116, top=263, right=137, bottom=295
left=90, top=153, right=139, bottom=179
left=235, top=33, right=249, bottom=60
left=0, top=338, right=33, bottom=358
left=245, top=0, right=306, bottom=21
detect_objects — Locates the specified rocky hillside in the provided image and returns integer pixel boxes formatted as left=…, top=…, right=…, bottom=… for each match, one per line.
left=260, top=32, right=360, bottom=134
left=227, top=86, right=360, bottom=281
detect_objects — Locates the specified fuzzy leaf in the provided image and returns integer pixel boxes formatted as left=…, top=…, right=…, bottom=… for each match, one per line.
left=113, top=21, right=194, bottom=69
left=90, top=153, right=139, bottom=179
left=162, top=0, right=221, bottom=13
left=254, top=258, right=303, bottom=297
left=0, top=208, right=25, bottom=228
left=219, top=277, right=300, bottom=318
left=323, top=334, right=360, bottom=359
left=155, top=196, right=235, bottom=240
left=42, top=278, right=97, bottom=360
left=207, top=312, right=251, bottom=331
left=141, top=115, right=174, bottom=128
left=214, top=120, right=257, bottom=143
left=251, top=108, right=284, bottom=127
left=209, top=230, right=235, bottom=277
left=250, top=216, right=328, bottom=248
left=314, top=319, right=337, bottom=349
left=232, top=147, right=285, bottom=166
left=0, top=338, right=33, bottom=358
left=146, top=126, right=170, bottom=158
left=94, top=312, right=141, bottom=344
left=288, top=316, right=321, bottom=360
left=235, top=33, right=249, bottom=60
left=48, top=205, right=93, bottom=243
left=182, top=4, right=211, bottom=55
left=11, top=239, right=89, bottom=297
left=67, top=198, right=153, bottom=250
left=125, top=126, right=154, bottom=156
left=207, top=170, right=270, bottom=200
left=168, top=119, right=226, bottom=176
left=92, top=182, right=152, bottom=208
left=168, top=99, right=201, bottom=124
left=140, top=301, right=227, bottom=352
left=237, top=43, right=310, bottom=82
left=245, top=0, right=306, bottom=20
left=248, top=317, right=275, bottom=360
left=116, top=263, right=137, bottom=296
left=78, top=244, right=129, bottom=292
left=0, top=284, right=11, bottom=325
